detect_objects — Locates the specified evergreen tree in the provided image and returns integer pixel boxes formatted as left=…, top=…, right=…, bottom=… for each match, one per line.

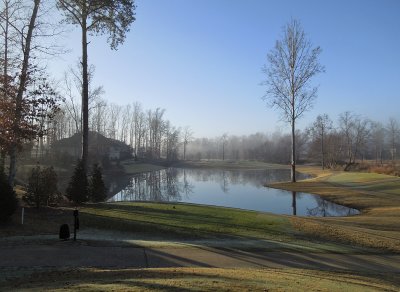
left=24, top=166, right=60, bottom=208
left=66, top=159, right=88, bottom=204
left=24, top=166, right=43, bottom=208
left=42, top=166, right=60, bottom=205
left=0, top=171, right=18, bottom=222
left=88, top=164, right=107, bottom=202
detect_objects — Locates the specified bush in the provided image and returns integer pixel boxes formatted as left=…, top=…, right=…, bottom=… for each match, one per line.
left=88, top=164, right=107, bottom=202
left=23, top=165, right=60, bottom=208
left=369, top=164, right=400, bottom=176
left=66, top=159, right=89, bottom=204
left=0, top=172, right=18, bottom=222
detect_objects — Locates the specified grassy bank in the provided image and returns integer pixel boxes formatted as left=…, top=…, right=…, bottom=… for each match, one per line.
left=120, top=160, right=165, bottom=175
left=1, top=202, right=368, bottom=253
left=271, top=166, right=400, bottom=252
left=2, top=267, right=398, bottom=291
left=81, top=202, right=290, bottom=240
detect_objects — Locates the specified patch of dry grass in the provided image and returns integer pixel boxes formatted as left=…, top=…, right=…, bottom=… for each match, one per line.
left=2, top=267, right=399, bottom=292
left=271, top=166, right=400, bottom=252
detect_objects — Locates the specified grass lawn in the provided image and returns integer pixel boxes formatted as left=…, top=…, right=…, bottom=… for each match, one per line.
left=2, top=162, right=400, bottom=290
left=1, top=201, right=370, bottom=253
left=271, top=166, right=400, bottom=252
left=81, top=202, right=290, bottom=238
left=2, top=267, right=399, bottom=291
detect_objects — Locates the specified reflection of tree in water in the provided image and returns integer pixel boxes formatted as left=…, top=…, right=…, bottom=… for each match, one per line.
left=109, top=168, right=306, bottom=201
left=306, top=196, right=359, bottom=217
left=292, top=191, right=297, bottom=216
left=182, top=169, right=195, bottom=196
left=220, top=171, right=229, bottom=193
left=109, top=168, right=194, bottom=202
left=183, top=168, right=305, bottom=189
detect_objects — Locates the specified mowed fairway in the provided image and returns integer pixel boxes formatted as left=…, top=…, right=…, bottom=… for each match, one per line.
left=272, top=166, right=400, bottom=252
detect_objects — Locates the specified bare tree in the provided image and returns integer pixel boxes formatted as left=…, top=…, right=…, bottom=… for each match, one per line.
left=386, top=117, right=399, bottom=163
left=8, top=0, right=41, bottom=185
left=132, top=102, right=145, bottom=158
left=262, top=19, right=324, bottom=182
left=221, top=133, right=228, bottom=161
left=310, top=114, right=332, bottom=169
left=182, top=126, right=193, bottom=160
left=62, top=62, right=106, bottom=135
left=57, top=0, right=136, bottom=171
left=339, top=112, right=370, bottom=167
left=370, top=121, right=385, bottom=165
left=107, top=103, right=121, bottom=139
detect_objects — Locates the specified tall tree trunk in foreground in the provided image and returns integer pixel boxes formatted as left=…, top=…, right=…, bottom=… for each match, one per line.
left=8, top=0, right=40, bottom=185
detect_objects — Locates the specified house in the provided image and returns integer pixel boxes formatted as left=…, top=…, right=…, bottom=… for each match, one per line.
left=52, top=132, right=132, bottom=161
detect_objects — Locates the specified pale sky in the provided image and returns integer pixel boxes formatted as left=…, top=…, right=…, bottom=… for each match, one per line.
left=49, top=0, right=400, bottom=138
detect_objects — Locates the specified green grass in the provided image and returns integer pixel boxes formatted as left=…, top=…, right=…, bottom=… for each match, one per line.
left=78, top=202, right=371, bottom=253
left=326, top=172, right=400, bottom=195
left=2, top=267, right=399, bottom=291
left=81, top=202, right=290, bottom=239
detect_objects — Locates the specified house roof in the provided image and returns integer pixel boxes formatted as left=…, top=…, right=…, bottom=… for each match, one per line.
left=52, top=132, right=131, bottom=150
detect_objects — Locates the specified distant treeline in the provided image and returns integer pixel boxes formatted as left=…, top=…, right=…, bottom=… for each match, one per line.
left=39, top=96, right=400, bottom=168
left=185, top=112, right=399, bottom=168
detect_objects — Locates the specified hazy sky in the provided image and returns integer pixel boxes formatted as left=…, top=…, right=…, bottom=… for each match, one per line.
left=50, top=0, right=400, bottom=138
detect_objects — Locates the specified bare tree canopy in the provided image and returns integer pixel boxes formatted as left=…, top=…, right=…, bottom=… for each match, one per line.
left=182, top=126, right=193, bottom=160
left=262, top=19, right=324, bottom=182
left=57, top=0, right=136, bottom=171
left=310, top=114, right=332, bottom=170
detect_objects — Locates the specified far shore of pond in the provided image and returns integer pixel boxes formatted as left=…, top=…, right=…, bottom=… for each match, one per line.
left=120, top=159, right=290, bottom=175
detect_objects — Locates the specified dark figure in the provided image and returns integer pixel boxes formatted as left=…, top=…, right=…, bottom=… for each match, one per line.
left=73, top=209, right=79, bottom=241
left=59, top=224, right=70, bottom=240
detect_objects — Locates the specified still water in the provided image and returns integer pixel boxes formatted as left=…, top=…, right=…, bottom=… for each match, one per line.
left=108, top=168, right=359, bottom=217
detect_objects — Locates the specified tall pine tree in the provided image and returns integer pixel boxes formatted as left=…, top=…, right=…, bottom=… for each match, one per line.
left=66, top=159, right=88, bottom=204
left=88, top=164, right=107, bottom=202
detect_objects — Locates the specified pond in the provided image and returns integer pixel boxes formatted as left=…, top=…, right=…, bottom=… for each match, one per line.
left=108, top=167, right=359, bottom=217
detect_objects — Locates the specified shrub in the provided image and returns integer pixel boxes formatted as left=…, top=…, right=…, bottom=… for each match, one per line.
left=66, top=159, right=89, bottom=204
left=23, top=165, right=60, bottom=208
left=88, top=164, right=107, bottom=202
left=0, top=171, right=18, bottom=222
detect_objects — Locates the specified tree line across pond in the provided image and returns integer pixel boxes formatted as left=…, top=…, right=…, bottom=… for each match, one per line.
left=185, top=113, right=400, bottom=171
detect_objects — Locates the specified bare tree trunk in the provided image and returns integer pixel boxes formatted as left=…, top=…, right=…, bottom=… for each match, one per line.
left=291, top=115, right=296, bottom=183
left=8, top=0, right=40, bottom=186
left=81, top=16, right=89, bottom=172
left=321, top=127, right=325, bottom=170
left=1, top=0, right=9, bottom=175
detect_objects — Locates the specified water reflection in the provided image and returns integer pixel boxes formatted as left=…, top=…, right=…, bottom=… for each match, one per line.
left=306, top=196, right=359, bottom=217
left=111, top=168, right=194, bottom=202
left=292, top=191, right=297, bottom=216
left=109, top=168, right=359, bottom=217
